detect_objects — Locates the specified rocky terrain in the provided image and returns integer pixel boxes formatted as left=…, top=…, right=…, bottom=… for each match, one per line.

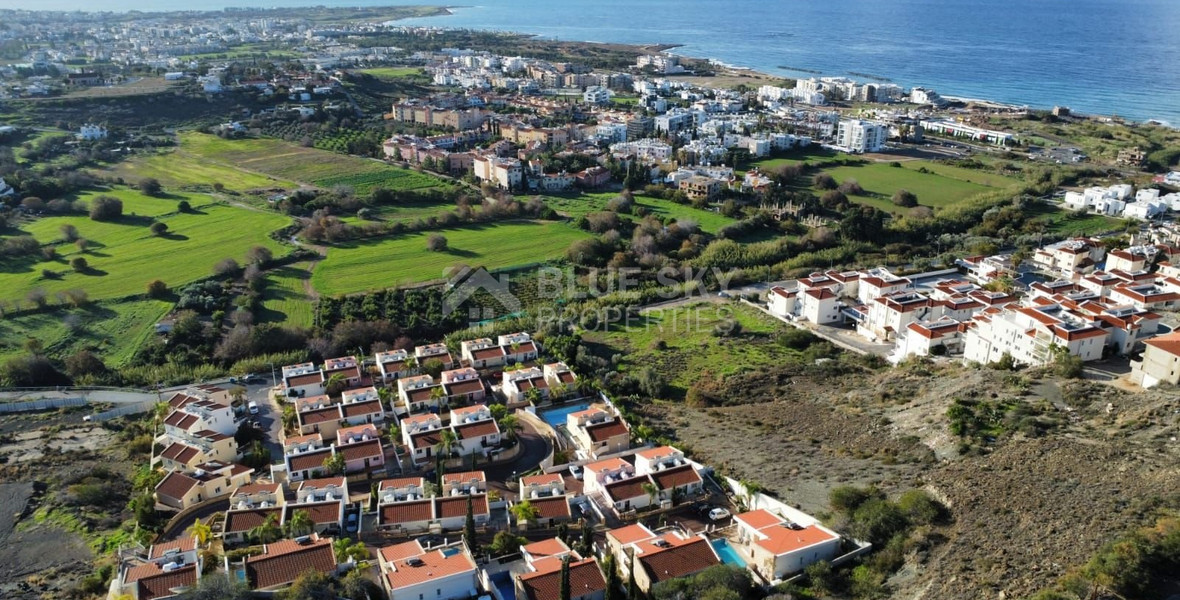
left=638, top=360, right=1180, bottom=599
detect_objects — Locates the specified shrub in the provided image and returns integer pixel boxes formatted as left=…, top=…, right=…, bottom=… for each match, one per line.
left=147, top=279, right=168, bottom=298
left=213, top=258, right=241, bottom=277
left=70, top=257, right=88, bottom=272
left=177, top=200, right=192, bottom=212
left=814, top=172, right=837, bottom=190
left=149, top=221, right=168, bottom=236
left=60, top=223, right=79, bottom=242
left=426, top=233, right=448, bottom=251
left=138, top=178, right=163, bottom=196
left=892, top=189, right=918, bottom=207
left=89, top=195, right=123, bottom=221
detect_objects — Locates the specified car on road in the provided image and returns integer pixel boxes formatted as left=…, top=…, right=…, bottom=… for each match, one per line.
left=708, top=507, right=731, bottom=521
left=569, top=464, right=583, bottom=480
left=346, top=512, right=358, bottom=533
left=248, top=401, right=259, bottom=415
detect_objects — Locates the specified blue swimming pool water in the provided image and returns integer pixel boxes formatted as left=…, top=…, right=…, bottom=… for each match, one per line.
left=490, top=571, right=516, bottom=600
left=712, top=539, right=748, bottom=568
left=537, top=401, right=593, bottom=429
left=440, top=547, right=460, bottom=557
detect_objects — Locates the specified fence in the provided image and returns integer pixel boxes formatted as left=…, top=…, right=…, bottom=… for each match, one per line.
left=0, top=397, right=87, bottom=413
left=90, top=401, right=157, bottom=421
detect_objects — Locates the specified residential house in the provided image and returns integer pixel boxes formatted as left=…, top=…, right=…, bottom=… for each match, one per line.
left=282, top=446, right=337, bottom=483
left=376, top=349, right=417, bottom=382
left=223, top=507, right=284, bottom=545
left=1130, top=331, right=1180, bottom=388
left=282, top=362, right=325, bottom=397
left=241, top=534, right=339, bottom=592
left=113, top=537, right=201, bottom=600
left=398, top=374, right=444, bottom=415
left=462, top=338, right=508, bottom=369
left=515, top=541, right=606, bottom=600
left=1033, top=238, right=1105, bottom=280
left=379, top=540, right=479, bottom=600
left=154, top=462, right=253, bottom=510
left=441, top=367, right=488, bottom=405
left=566, top=405, right=631, bottom=460
left=604, top=524, right=721, bottom=595
left=442, top=470, right=487, bottom=496
left=378, top=477, right=429, bottom=504
left=282, top=500, right=344, bottom=536
left=415, top=343, right=456, bottom=370
left=450, top=405, right=502, bottom=457
left=964, top=302, right=1109, bottom=366
left=542, top=362, right=577, bottom=397
left=322, top=356, right=364, bottom=389
left=503, top=367, right=550, bottom=403
left=229, top=482, right=285, bottom=511
left=891, top=317, right=968, bottom=361
left=732, top=509, right=841, bottom=580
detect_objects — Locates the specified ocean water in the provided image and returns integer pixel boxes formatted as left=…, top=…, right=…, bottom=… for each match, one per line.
left=7, top=0, right=1180, bottom=124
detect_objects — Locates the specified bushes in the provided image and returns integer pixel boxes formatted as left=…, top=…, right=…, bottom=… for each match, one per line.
left=138, top=177, right=163, bottom=196
left=426, top=233, right=448, bottom=251
left=892, top=189, right=918, bottom=208
left=146, top=279, right=169, bottom=298
left=88, top=195, right=123, bottom=221
left=149, top=221, right=168, bottom=236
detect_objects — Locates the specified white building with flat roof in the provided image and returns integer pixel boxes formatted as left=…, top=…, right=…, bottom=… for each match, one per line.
left=836, top=120, right=887, bottom=153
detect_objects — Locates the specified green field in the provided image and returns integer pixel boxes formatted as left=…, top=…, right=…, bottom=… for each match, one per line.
left=543, top=193, right=737, bottom=233
left=821, top=162, right=1010, bottom=213
left=100, top=149, right=291, bottom=193
left=0, top=297, right=172, bottom=366
left=745, top=147, right=848, bottom=172
left=0, top=192, right=290, bottom=304
left=311, top=220, right=590, bottom=294
left=180, top=133, right=450, bottom=197
left=584, top=302, right=787, bottom=394
left=257, top=263, right=315, bottom=328
left=360, top=67, right=426, bottom=79
left=1026, top=203, right=1126, bottom=236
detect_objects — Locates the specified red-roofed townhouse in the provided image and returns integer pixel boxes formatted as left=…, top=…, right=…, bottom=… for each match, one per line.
left=767, top=286, right=798, bottom=319
left=241, top=534, right=340, bottom=592
left=281, top=362, right=325, bottom=398
left=567, top=405, right=631, bottom=460
left=154, top=462, right=253, bottom=510
left=515, top=540, right=607, bottom=600
left=892, top=316, right=968, bottom=362
left=605, top=524, right=720, bottom=595
left=503, top=366, right=550, bottom=403
left=442, top=367, right=488, bottom=405
left=1130, top=331, right=1180, bottom=388
left=376, top=348, right=418, bottom=382
left=415, top=343, right=456, bottom=371
left=499, top=332, right=540, bottom=364
left=379, top=540, right=479, bottom=600
left=733, top=509, right=841, bottom=580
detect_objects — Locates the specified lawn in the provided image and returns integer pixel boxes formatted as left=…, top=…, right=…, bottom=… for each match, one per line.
left=257, top=263, right=315, bottom=328
left=0, top=196, right=290, bottom=304
left=745, top=147, right=848, bottom=173
left=180, top=132, right=451, bottom=197
left=584, top=301, right=787, bottom=395
left=310, top=220, right=590, bottom=294
left=1025, top=203, right=1126, bottom=236
left=821, top=163, right=996, bottom=212
left=359, top=67, right=426, bottom=79
left=543, top=192, right=736, bottom=233
left=0, top=297, right=172, bottom=366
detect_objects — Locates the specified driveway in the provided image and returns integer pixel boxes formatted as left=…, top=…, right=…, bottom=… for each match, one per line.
left=159, top=498, right=228, bottom=541
left=486, top=419, right=552, bottom=499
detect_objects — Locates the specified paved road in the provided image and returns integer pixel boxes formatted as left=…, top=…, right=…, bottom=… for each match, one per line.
left=485, top=419, right=552, bottom=500
left=160, top=499, right=228, bottom=541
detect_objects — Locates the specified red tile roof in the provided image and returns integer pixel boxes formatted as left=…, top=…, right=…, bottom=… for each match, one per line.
left=528, top=496, right=572, bottom=520
left=155, top=471, right=199, bottom=501
left=383, top=546, right=476, bottom=592
left=245, top=535, right=337, bottom=590
left=287, top=372, right=324, bottom=388
left=288, top=448, right=335, bottom=472
left=1145, top=331, right=1180, bottom=356
left=638, top=537, right=720, bottom=584
left=224, top=507, right=283, bottom=534
left=160, top=443, right=201, bottom=465
left=454, top=420, right=499, bottom=440
left=134, top=563, right=198, bottom=600
left=341, top=400, right=383, bottom=418
left=283, top=501, right=342, bottom=526
left=650, top=464, right=701, bottom=491
left=435, top=494, right=488, bottom=519
left=753, top=524, right=839, bottom=555
left=148, top=536, right=197, bottom=559
left=298, top=406, right=341, bottom=426
left=519, top=558, right=606, bottom=600
left=380, top=499, right=435, bottom=526
left=164, top=411, right=199, bottom=430
left=585, top=419, right=629, bottom=442
left=338, top=439, right=383, bottom=463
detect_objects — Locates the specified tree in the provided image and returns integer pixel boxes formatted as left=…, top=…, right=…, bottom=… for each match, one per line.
left=489, top=530, right=526, bottom=556
left=498, top=414, right=521, bottom=443
left=60, top=223, right=79, bottom=242
left=577, top=519, right=594, bottom=557
left=510, top=500, right=540, bottom=525
left=178, top=200, right=192, bottom=212
left=322, top=452, right=346, bottom=475
left=89, top=195, right=123, bottom=221
left=249, top=513, right=282, bottom=544
left=803, top=561, right=835, bottom=597
left=150, top=221, right=168, bottom=236
left=849, top=498, right=909, bottom=546
left=897, top=489, right=946, bottom=525
left=278, top=569, right=335, bottom=600
left=178, top=572, right=251, bottom=600
left=559, top=555, right=572, bottom=600
left=814, top=172, right=837, bottom=190
left=641, top=481, right=660, bottom=506
left=334, top=537, right=369, bottom=563
left=627, top=551, right=638, bottom=600
left=285, top=509, right=314, bottom=537
left=70, top=256, right=88, bottom=272
left=246, top=245, right=273, bottom=266
left=325, top=373, right=348, bottom=397
left=213, top=258, right=240, bottom=277
left=464, top=494, right=477, bottom=550
left=138, top=178, right=163, bottom=196
left=892, top=189, right=918, bottom=207
left=427, top=233, right=448, bottom=251
left=438, top=429, right=459, bottom=458
left=829, top=485, right=877, bottom=514
left=146, top=279, right=169, bottom=298
left=186, top=521, right=212, bottom=547
left=602, top=553, right=618, bottom=600
left=64, top=350, right=106, bottom=379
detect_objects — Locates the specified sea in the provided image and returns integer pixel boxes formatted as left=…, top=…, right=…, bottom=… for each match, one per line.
left=6, top=0, right=1180, bottom=125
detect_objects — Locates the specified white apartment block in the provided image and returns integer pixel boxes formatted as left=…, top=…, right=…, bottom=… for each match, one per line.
left=964, top=302, right=1108, bottom=367
left=472, top=156, right=523, bottom=189
left=836, top=119, right=887, bottom=153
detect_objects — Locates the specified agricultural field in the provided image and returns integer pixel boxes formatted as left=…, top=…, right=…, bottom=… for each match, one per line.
left=0, top=193, right=290, bottom=305
left=180, top=132, right=450, bottom=197
left=0, top=297, right=172, bottom=366
left=310, top=220, right=590, bottom=294
left=820, top=162, right=1013, bottom=213
left=257, top=263, right=315, bottom=328
left=359, top=67, right=426, bottom=79
left=543, top=192, right=736, bottom=233
left=583, top=301, right=787, bottom=396
left=99, top=149, right=290, bottom=194
left=1025, top=203, right=1127, bottom=236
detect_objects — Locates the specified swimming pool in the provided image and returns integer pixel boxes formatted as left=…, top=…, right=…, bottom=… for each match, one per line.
left=490, top=571, right=516, bottom=600
left=537, top=400, right=593, bottom=429
left=711, top=539, right=748, bottom=568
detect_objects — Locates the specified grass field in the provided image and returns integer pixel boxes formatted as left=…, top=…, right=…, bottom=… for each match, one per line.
left=257, top=263, right=315, bottom=328
left=819, top=162, right=1015, bottom=213
left=180, top=132, right=451, bottom=197
left=0, top=297, right=172, bottom=366
left=0, top=193, right=290, bottom=304
left=543, top=193, right=736, bottom=233
left=745, top=147, right=848, bottom=172
left=100, top=150, right=290, bottom=193
left=584, top=301, right=786, bottom=395
left=359, top=67, right=426, bottom=79
left=311, top=220, right=590, bottom=294
left=1026, top=203, right=1126, bottom=236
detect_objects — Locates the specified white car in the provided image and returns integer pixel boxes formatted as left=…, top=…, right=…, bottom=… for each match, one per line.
left=569, top=465, right=583, bottom=480
left=708, top=508, right=731, bottom=521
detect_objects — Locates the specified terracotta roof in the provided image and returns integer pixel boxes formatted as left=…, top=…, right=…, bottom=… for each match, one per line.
left=380, top=499, right=435, bottom=526
left=288, top=448, right=335, bottom=473
left=522, top=538, right=570, bottom=559
left=160, top=443, right=200, bottom=465
left=650, top=464, right=701, bottom=490
left=1145, top=331, right=1180, bottom=356
left=298, top=406, right=341, bottom=426
left=585, top=457, right=630, bottom=473
left=585, top=419, right=629, bottom=442
left=233, top=482, right=282, bottom=496
left=442, top=471, right=486, bottom=485
left=454, top=420, right=499, bottom=440
left=341, top=400, right=383, bottom=418
left=134, top=563, right=198, bottom=600
left=297, top=477, right=346, bottom=491
left=155, top=471, right=199, bottom=501
left=753, top=524, right=839, bottom=555
left=529, top=496, right=572, bottom=520
left=435, top=494, right=488, bottom=519
left=284, top=433, right=323, bottom=446
left=283, top=501, right=341, bottom=526
left=521, top=473, right=563, bottom=487
left=383, top=546, right=476, bottom=592
left=411, top=429, right=442, bottom=449
left=148, top=536, right=197, bottom=559
left=636, top=446, right=677, bottom=460
left=338, top=439, right=383, bottom=463
left=638, top=537, right=720, bottom=583
left=164, top=411, right=199, bottom=430
left=224, top=507, right=283, bottom=534
left=379, top=540, right=425, bottom=562
left=734, top=509, right=784, bottom=531
left=245, top=535, right=337, bottom=590
left=519, top=558, right=606, bottom=600
left=445, top=379, right=486, bottom=396
left=286, top=372, right=324, bottom=388
left=604, top=475, right=652, bottom=502
left=379, top=477, right=425, bottom=491
left=472, top=346, right=507, bottom=360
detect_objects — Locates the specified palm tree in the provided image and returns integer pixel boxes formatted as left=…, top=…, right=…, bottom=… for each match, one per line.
left=186, top=520, right=212, bottom=547
left=376, top=385, right=394, bottom=409
left=322, top=452, right=346, bottom=475
left=249, top=513, right=282, bottom=545
left=285, top=509, right=314, bottom=538
left=429, top=385, right=448, bottom=408
left=550, top=381, right=568, bottom=399
left=524, top=387, right=543, bottom=405
left=438, top=429, right=459, bottom=458
left=498, top=414, right=521, bottom=443
left=334, top=538, right=369, bottom=563
left=324, top=373, right=347, bottom=397
left=510, top=500, right=540, bottom=526
left=641, top=482, right=660, bottom=507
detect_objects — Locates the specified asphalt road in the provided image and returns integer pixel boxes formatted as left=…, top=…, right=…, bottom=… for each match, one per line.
left=485, top=419, right=552, bottom=500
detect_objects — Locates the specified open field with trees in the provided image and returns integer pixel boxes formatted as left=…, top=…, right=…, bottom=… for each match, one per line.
left=310, top=220, right=590, bottom=294
left=180, top=132, right=450, bottom=197
left=358, top=67, right=427, bottom=79
left=257, top=263, right=316, bottom=328
left=544, top=192, right=737, bottom=233
left=98, top=150, right=291, bottom=193
left=0, top=193, right=289, bottom=305
left=0, top=297, right=172, bottom=366
left=821, top=163, right=1000, bottom=212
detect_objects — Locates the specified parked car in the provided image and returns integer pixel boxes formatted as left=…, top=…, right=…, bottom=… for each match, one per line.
left=708, top=507, right=731, bottom=521
left=248, top=401, right=259, bottom=415
left=569, top=465, right=583, bottom=480
left=345, top=513, right=358, bottom=533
